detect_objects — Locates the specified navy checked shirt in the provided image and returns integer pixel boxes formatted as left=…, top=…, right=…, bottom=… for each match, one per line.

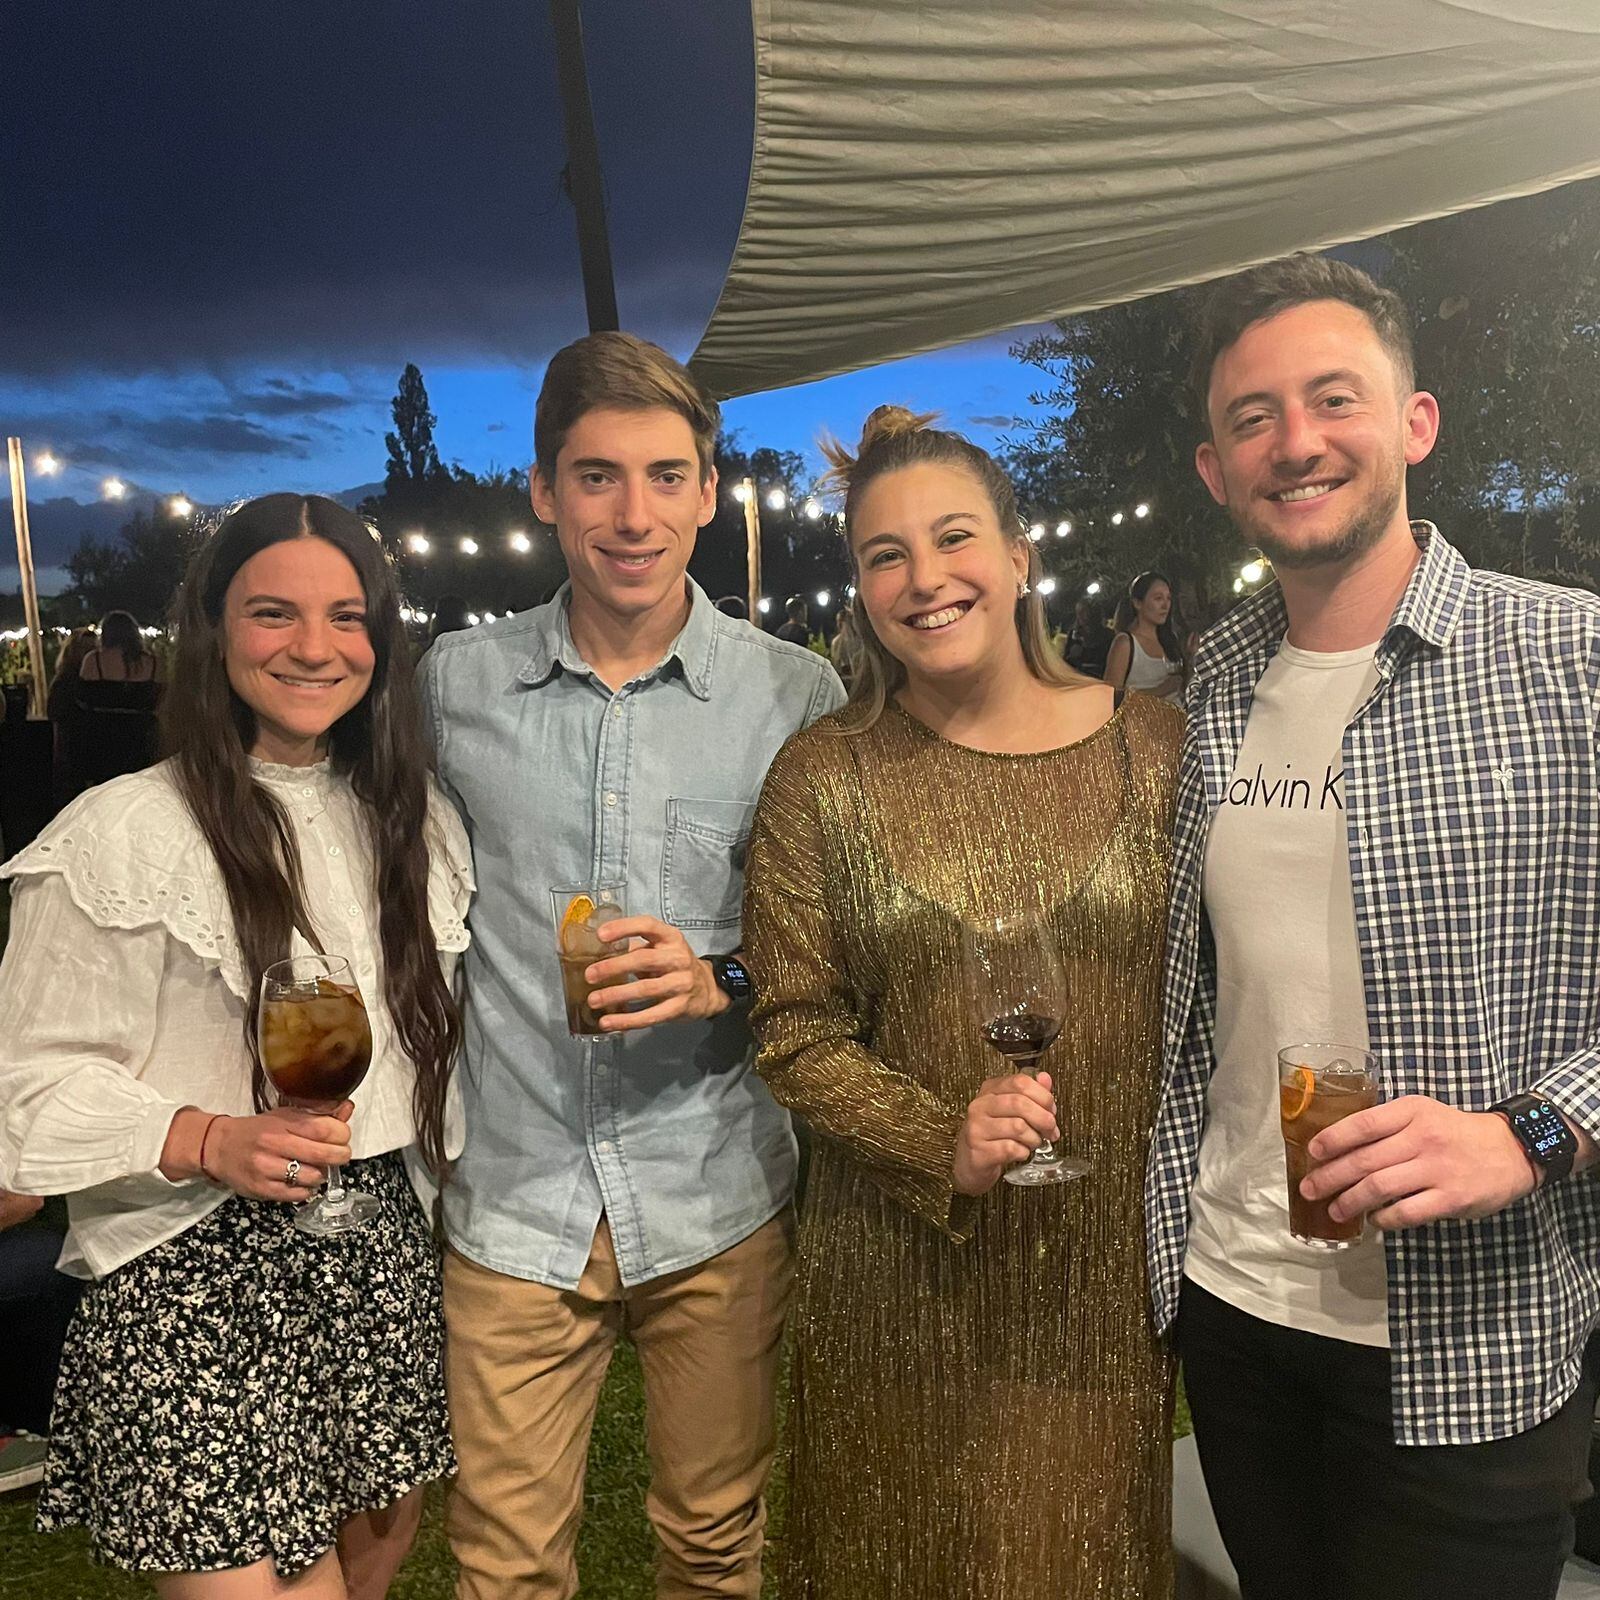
left=1147, top=524, right=1600, bottom=1446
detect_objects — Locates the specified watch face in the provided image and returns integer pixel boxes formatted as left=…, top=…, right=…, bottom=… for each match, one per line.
left=717, top=957, right=751, bottom=997
left=1518, top=1102, right=1575, bottom=1163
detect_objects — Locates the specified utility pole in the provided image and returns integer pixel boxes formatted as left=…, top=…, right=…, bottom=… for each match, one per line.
left=550, top=0, right=620, bottom=332
left=7, top=439, right=48, bottom=717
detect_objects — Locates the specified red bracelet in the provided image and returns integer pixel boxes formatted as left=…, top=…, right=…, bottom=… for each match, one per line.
left=197, top=1113, right=227, bottom=1182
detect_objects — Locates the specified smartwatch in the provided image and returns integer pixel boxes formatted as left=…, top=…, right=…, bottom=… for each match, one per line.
left=1490, top=1093, right=1578, bottom=1185
left=708, top=954, right=753, bottom=1010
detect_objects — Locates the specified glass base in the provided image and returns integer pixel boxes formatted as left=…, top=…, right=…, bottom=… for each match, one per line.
left=1291, top=1232, right=1359, bottom=1251
left=1005, top=1152, right=1091, bottom=1186
left=293, top=1189, right=381, bottom=1236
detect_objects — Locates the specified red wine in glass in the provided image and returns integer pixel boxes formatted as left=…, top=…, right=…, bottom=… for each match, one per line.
left=962, top=911, right=1088, bottom=1185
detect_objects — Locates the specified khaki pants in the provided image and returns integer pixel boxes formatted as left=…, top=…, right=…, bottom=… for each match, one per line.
left=444, top=1211, right=794, bottom=1600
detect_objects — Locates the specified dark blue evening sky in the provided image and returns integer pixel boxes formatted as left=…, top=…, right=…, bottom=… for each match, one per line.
left=0, top=1, right=1045, bottom=589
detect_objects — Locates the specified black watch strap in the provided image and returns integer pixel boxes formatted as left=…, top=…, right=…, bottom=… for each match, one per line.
left=1491, top=1093, right=1578, bottom=1184
left=708, top=953, right=753, bottom=1008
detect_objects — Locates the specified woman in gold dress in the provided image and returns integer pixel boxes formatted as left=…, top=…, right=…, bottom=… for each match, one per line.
left=743, top=408, right=1182, bottom=1598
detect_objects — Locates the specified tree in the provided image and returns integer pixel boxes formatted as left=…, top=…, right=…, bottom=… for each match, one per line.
left=1005, top=175, right=1600, bottom=619
left=1388, top=182, right=1600, bottom=588
left=61, top=506, right=199, bottom=625
left=384, top=364, right=445, bottom=495
left=690, top=430, right=849, bottom=619
left=1005, top=288, right=1229, bottom=624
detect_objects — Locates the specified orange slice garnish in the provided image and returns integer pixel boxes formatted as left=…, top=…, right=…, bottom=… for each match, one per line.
left=1280, top=1066, right=1316, bottom=1121
left=561, top=893, right=596, bottom=936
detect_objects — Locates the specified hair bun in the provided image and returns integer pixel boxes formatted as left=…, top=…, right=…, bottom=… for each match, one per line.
left=857, top=404, right=938, bottom=454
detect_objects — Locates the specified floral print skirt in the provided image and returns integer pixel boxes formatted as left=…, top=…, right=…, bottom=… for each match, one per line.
left=37, top=1152, right=455, bottom=1576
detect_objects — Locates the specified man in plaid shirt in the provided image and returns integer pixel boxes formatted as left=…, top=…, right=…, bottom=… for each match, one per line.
left=1149, top=255, right=1600, bottom=1599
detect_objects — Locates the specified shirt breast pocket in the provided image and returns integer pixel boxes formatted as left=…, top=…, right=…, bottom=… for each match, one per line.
left=662, top=798, right=755, bottom=931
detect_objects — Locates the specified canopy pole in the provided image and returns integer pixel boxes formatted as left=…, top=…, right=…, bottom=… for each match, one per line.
left=550, top=0, right=620, bottom=333
left=742, top=478, right=762, bottom=624
left=7, top=439, right=47, bottom=718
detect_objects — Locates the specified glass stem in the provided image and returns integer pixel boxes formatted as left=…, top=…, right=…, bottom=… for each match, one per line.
left=322, top=1161, right=351, bottom=1214
left=1023, top=1061, right=1058, bottom=1161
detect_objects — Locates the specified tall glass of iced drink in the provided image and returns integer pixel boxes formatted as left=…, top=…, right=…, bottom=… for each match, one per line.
left=551, top=885, right=627, bottom=1036
left=1278, top=1044, right=1380, bottom=1249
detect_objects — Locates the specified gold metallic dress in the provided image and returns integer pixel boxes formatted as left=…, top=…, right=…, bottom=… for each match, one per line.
left=744, top=693, right=1183, bottom=1599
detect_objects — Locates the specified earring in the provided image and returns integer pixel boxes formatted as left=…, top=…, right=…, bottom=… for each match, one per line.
left=1017, top=579, right=1031, bottom=598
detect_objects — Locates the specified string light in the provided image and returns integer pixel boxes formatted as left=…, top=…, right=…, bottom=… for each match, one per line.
left=815, top=590, right=832, bottom=607
left=732, top=483, right=752, bottom=505
left=765, top=488, right=787, bottom=511
left=757, top=597, right=771, bottom=614
left=34, top=452, right=60, bottom=476
left=1240, top=559, right=1266, bottom=584
left=1110, top=511, right=1125, bottom=527
left=1134, top=502, right=1151, bottom=519
left=1054, top=521, right=1072, bottom=538
left=169, top=496, right=193, bottom=518
left=406, top=532, right=430, bottom=555
left=459, top=537, right=478, bottom=556
left=1037, top=576, right=1058, bottom=596
left=508, top=531, right=531, bottom=554
left=103, top=477, right=127, bottom=500
left=804, top=498, right=822, bottom=521
left=1027, top=524, right=1045, bottom=542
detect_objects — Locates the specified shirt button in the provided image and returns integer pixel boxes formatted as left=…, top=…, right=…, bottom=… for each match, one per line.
left=598, top=1140, right=613, bottom=1154
left=604, top=792, right=618, bottom=807
left=328, top=845, right=342, bottom=857
left=347, top=904, right=360, bottom=918
left=612, top=704, right=624, bottom=719
left=301, top=787, right=315, bottom=798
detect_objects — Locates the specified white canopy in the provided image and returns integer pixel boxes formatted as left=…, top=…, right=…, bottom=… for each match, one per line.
left=690, top=0, right=1600, bottom=398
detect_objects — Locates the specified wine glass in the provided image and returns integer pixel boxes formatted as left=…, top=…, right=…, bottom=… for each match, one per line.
left=959, top=909, right=1086, bottom=1186
left=257, top=954, right=378, bottom=1235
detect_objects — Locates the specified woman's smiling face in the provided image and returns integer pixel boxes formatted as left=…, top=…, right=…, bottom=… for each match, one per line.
left=851, top=461, right=1029, bottom=688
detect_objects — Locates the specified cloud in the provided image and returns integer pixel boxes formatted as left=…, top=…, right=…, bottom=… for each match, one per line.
left=966, top=413, right=1018, bottom=428
left=116, top=414, right=312, bottom=457
left=232, top=386, right=365, bottom=418
left=486, top=422, right=507, bottom=433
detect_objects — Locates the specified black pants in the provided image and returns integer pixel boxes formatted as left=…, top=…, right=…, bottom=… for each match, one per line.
left=1176, top=1278, right=1600, bottom=1600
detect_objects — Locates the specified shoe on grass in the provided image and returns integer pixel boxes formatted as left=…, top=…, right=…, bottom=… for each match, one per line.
left=0, top=1431, right=48, bottom=1492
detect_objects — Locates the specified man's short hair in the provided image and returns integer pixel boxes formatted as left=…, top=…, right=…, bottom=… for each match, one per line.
left=534, top=331, right=721, bottom=483
left=1188, top=255, right=1416, bottom=431
left=785, top=596, right=807, bottom=620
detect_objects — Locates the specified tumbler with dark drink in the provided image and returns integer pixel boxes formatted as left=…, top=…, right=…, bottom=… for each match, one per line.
left=962, top=909, right=1086, bottom=1186
left=258, top=955, right=377, bottom=1236
left=1278, top=1044, right=1380, bottom=1248
left=551, top=886, right=627, bottom=1036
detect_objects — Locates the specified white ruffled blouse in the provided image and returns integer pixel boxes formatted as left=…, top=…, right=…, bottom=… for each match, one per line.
left=0, top=756, right=474, bottom=1278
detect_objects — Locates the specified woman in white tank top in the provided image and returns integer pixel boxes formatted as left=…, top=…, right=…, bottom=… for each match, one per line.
left=1105, top=570, right=1186, bottom=700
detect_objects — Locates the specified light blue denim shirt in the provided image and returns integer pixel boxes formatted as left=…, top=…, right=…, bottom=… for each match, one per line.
left=418, top=580, right=845, bottom=1287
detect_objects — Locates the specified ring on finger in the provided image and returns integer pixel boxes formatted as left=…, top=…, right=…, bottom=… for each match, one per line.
left=284, top=1158, right=302, bottom=1187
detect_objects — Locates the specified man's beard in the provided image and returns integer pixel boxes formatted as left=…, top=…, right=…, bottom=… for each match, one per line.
left=1228, top=465, right=1404, bottom=572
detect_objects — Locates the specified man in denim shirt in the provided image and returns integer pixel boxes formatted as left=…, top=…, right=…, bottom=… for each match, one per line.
left=419, top=333, right=843, bottom=1600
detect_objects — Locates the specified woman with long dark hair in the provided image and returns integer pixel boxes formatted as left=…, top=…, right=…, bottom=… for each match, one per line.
left=0, top=494, right=471, bottom=1599
left=1104, top=570, right=1187, bottom=701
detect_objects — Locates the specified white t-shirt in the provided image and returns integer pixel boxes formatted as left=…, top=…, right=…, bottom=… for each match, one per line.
left=1185, top=639, right=1389, bottom=1346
